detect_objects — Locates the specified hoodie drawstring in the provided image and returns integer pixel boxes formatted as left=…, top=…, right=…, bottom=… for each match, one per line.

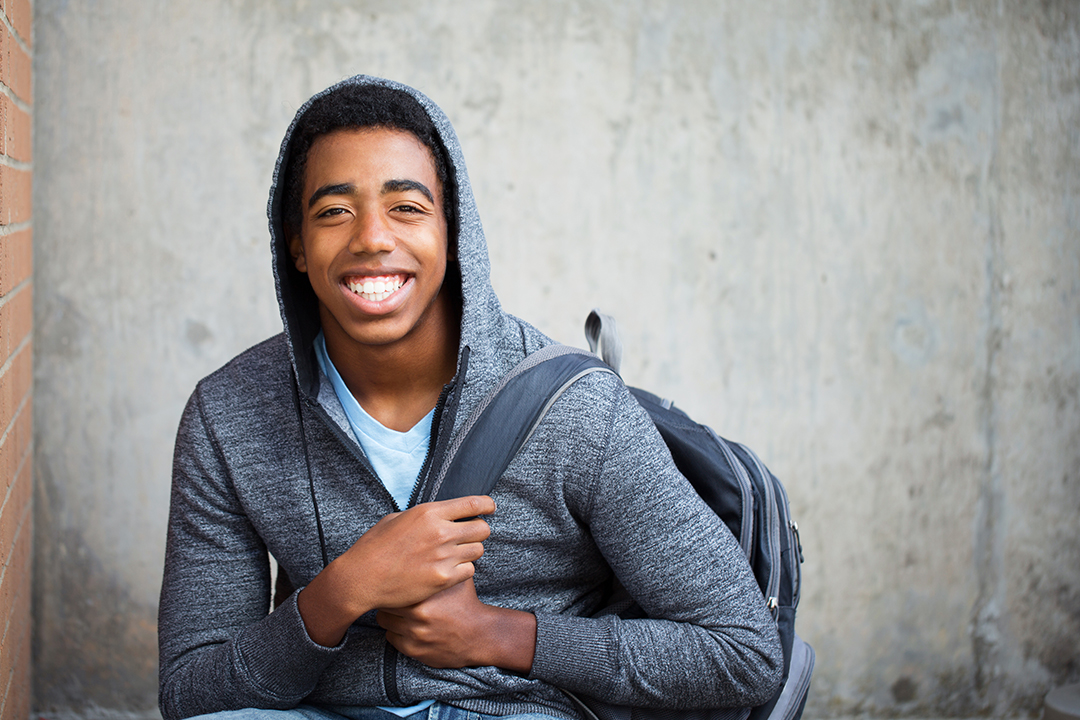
left=291, top=368, right=329, bottom=568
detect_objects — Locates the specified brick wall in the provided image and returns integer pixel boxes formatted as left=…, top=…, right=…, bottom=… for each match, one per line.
left=0, top=0, right=31, bottom=717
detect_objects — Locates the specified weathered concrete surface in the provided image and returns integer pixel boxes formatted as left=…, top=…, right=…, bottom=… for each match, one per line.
left=31, top=0, right=1079, bottom=716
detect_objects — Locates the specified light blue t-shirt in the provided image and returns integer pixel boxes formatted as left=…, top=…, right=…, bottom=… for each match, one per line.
left=313, top=333, right=437, bottom=717
left=314, top=332, right=434, bottom=510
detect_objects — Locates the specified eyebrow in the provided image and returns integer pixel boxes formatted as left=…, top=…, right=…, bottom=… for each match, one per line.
left=382, top=179, right=435, bottom=204
left=306, top=179, right=435, bottom=209
left=307, top=183, right=354, bottom=209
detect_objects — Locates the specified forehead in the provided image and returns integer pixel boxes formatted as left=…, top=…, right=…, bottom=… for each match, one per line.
left=304, top=127, right=440, bottom=193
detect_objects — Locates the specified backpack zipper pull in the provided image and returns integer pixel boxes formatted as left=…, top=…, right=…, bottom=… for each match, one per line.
left=791, top=520, right=805, bottom=564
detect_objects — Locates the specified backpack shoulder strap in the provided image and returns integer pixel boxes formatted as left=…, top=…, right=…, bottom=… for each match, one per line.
left=431, top=345, right=615, bottom=502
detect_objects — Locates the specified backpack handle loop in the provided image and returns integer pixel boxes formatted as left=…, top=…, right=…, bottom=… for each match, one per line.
left=585, top=309, right=623, bottom=374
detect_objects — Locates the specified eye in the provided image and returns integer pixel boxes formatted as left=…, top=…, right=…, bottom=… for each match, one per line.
left=316, top=207, right=348, bottom=219
left=391, top=203, right=425, bottom=214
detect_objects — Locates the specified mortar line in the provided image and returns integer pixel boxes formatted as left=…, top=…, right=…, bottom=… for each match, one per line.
left=0, top=10, right=32, bottom=65
left=0, top=328, right=30, bottom=379
left=0, top=154, right=31, bottom=171
left=0, top=442, right=30, bottom=526
left=0, top=646, right=14, bottom=716
left=0, top=389, right=29, bottom=451
left=0, top=497, right=31, bottom=651
left=0, top=81, right=32, bottom=115
left=0, top=431, right=30, bottom=524
left=0, top=276, right=31, bottom=312
left=0, top=219, right=32, bottom=235
left=0, top=5, right=33, bottom=116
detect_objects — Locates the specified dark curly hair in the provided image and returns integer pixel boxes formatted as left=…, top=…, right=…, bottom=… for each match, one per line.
left=280, top=83, right=458, bottom=251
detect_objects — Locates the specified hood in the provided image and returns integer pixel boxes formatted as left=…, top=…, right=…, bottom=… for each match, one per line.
left=267, top=75, right=511, bottom=401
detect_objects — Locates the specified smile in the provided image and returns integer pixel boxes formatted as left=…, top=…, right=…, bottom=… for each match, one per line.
left=344, top=274, right=407, bottom=302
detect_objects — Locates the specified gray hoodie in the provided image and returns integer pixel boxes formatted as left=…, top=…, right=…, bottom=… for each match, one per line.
left=158, top=75, right=782, bottom=720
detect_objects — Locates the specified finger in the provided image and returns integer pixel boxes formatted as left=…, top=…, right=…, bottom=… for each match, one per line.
left=372, top=511, right=402, bottom=526
left=449, top=517, right=491, bottom=544
left=430, top=495, right=496, bottom=520
left=425, top=516, right=489, bottom=548
left=454, top=541, right=485, bottom=564
left=448, top=560, right=476, bottom=585
left=383, top=629, right=406, bottom=654
left=376, top=609, right=405, bottom=633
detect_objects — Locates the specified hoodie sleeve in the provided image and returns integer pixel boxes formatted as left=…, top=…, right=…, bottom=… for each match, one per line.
left=527, top=381, right=784, bottom=709
left=157, top=386, right=344, bottom=720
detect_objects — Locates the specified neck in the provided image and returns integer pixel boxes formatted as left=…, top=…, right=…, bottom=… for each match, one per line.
left=321, top=288, right=460, bottom=432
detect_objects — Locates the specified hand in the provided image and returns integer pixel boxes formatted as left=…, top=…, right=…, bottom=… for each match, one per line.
left=377, top=577, right=537, bottom=673
left=298, top=495, right=495, bottom=647
left=347, top=495, right=495, bottom=609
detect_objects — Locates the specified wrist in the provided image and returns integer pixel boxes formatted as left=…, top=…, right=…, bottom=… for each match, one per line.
left=481, top=606, right=537, bottom=674
left=298, top=559, right=370, bottom=647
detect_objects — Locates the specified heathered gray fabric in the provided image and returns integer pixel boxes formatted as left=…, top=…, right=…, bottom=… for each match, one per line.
left=158, top=75, right=783, bottom=720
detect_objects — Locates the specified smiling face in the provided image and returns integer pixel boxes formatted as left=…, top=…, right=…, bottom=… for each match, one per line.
left=288, top=127, right=453, bottom=361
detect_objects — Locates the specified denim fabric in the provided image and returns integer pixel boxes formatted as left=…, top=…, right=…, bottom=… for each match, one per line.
left=185, top=702, right=563, bottom=720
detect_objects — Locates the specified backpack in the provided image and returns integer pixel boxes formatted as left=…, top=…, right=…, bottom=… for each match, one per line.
left=429, top=310, right=814, bottom=720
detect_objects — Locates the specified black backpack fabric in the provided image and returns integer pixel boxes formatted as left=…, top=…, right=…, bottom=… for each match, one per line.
left=432, top=311, right=813, bottom=720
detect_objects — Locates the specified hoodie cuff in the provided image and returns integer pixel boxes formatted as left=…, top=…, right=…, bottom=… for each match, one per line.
left=529, top=610, right=616, bottom=698
left=233, top=588, right=345, bottom=701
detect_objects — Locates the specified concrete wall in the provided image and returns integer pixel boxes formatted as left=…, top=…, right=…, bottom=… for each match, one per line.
left=0, top=0, right=32, bottom=715
left=31, top=0, right=1079, bottom=716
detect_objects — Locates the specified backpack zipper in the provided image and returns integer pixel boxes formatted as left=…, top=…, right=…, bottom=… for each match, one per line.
left=737, top=443, right=782, bottom=611
left=772, top=477, right=803, bottom=607
left=708, top=427, right=756, bottom=559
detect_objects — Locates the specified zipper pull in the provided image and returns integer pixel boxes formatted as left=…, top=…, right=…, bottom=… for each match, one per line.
left=791, top=520, right=804, bottom=564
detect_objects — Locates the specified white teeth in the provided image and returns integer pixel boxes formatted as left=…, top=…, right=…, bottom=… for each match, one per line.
left=348, top=277, right=405, bottom=301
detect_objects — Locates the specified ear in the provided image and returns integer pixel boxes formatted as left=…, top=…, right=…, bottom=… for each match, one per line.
left=287, top=232, right=307, bottom=273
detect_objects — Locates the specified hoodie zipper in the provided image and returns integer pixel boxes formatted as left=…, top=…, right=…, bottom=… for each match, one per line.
left=380, top=346, right=469, bottom=706
left=304, top=390, right=447, bottom=707
left=405, top=382, right=452, bottom=509
left=297, top=343, right=470, bottom=706
left=382, top=382, right=452, bottom=707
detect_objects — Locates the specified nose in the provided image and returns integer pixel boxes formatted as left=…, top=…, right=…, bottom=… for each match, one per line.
left=349, top=208, right=396, bottom=255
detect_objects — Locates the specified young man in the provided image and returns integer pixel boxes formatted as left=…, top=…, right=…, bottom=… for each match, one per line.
left=158, top=76, right=782, bottom=720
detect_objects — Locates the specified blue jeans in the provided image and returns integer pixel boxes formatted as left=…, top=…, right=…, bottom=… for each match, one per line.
left=185, top=702, right=563, bottom=720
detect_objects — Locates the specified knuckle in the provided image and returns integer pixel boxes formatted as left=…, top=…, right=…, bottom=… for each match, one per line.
left=433, top=525, right=454, bottom=545
left=471, top=495, right=494, bottom=514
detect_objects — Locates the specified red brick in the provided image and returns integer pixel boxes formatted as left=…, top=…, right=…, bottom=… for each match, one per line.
left=0, top=229, right=32, bottom=297
left=0, top=523, right=29, bottom=720
left=0, top=164, right=29, bottom=225
left=0, top=26, right=30, bottom=105
left=0, top=478, right=29, bottom=631
left=0, top=283, right=30, bottom=364
left=0, top=342, right=29, bottom=438
left=0, top=401, right=29, bottom=493
left=0, top=458, right=29, bottom=576
left=0, top=500, right=28, bottom=627
left=0, top=650, right=29, bottom=720
left=0, top=530, right=29, bottom=656
left=0, top=93, right=29, bottom=163
left=4, top=0, right=31, bottom=49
